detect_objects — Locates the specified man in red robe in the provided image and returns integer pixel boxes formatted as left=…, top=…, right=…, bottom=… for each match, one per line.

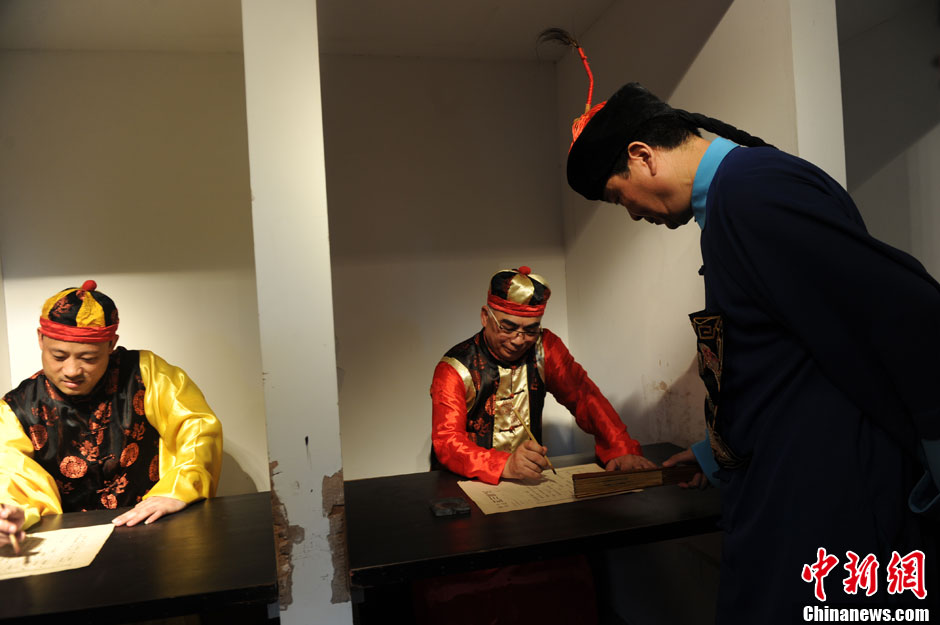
left=430, top=266, right=654, bottom=483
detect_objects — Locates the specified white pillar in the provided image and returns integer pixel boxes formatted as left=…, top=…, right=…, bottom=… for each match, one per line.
left=789, top=0, right=847, bottom=186
left=241, top=2, right=350, bottom=623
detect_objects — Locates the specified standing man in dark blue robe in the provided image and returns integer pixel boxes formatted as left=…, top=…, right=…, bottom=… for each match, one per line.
left=550, top=30, right=939, bottom=624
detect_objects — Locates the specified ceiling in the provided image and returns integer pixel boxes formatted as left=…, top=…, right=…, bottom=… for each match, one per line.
left=0, top=0, right=616, bottom=61
left=316, top=0, right=616, bottom=61
left=1, top=0, right=925, bottom=61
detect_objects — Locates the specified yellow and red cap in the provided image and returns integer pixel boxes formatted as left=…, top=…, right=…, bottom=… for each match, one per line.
left=39, top=280, right=119, bottom=343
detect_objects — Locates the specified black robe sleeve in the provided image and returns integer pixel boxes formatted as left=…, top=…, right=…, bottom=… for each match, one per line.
left=707, top=149, right=940, bottom=449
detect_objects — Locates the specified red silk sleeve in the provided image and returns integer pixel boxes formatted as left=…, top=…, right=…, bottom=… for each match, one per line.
left=430, top=361, right=509, bottom=484
left=541, top=330, right=642, bottom=463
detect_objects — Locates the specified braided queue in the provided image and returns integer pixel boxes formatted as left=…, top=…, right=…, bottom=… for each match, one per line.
left=677, top=110, right=775, bottom=149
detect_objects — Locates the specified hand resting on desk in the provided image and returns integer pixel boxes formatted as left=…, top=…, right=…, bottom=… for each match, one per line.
left=112, top=495, right=187, bottom=527
left=662, top=448, right=708, bottom=489
left=0, top=503, right=25, bottom=552
left=605, top=453, right=658, bottom=472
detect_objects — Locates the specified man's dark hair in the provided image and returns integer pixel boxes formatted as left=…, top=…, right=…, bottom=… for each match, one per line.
left=567, top=81, right=774, bottom=199
left=609, top=111, right=770, bottom=178
left=609, top=116, right=702, bottom=177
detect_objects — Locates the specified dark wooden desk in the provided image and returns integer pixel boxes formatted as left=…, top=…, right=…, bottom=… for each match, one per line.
left=0, top=492, right=278, bottom=625
left=345, top=443, right=721, bottom=617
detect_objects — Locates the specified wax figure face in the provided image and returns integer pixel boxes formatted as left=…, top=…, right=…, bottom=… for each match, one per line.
left=480, top=306, right=541, bottom=363
left=38, top=331, right=116, bottom=396
left=602, top=142, right=694, bottom=229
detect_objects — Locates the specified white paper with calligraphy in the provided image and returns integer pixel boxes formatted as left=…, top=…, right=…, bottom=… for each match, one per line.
left=0, top=523, right=115, bottom=580
left=458, top=462, right=609, bottom=515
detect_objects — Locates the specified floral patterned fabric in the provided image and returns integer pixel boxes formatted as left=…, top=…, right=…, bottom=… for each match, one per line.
left=4, top=347, right=159, bottom=512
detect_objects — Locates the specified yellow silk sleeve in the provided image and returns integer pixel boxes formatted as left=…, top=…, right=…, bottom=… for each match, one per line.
left=0, top=401, right=63, bottom=529
left=138, top=351, right=223, bottom=503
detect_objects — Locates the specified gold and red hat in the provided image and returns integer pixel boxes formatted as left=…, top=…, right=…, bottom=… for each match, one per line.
left=39, top=280, right=119, bottom=343
left=487, top=267, right=551, bottom=318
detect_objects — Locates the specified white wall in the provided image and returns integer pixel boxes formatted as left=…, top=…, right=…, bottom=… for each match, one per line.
left=838, top=0, right=940, bottom=263
left=241, top=2, right=349, bottom=623
left=908, top=125, right=940, bottom=278
left=839, top=0, right=939, bottom=193
left=558, top=0, right=806, bottom=451
left=850, top=122, right=940, bottom=276
left=850, top=152, right=915, bottom=254
left=321, top=55, right=576, bottom=479
left=0, top=50, right=268, bottom=495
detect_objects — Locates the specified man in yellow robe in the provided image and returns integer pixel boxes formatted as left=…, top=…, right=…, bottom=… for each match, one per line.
left=0, top=280, right=222, bottom=551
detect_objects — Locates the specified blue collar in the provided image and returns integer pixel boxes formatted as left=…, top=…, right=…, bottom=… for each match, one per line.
left=691, top=137, right=738, bottom=230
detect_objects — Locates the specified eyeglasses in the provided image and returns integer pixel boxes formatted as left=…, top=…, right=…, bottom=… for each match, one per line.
left=486, top=307, right=541, bottom=337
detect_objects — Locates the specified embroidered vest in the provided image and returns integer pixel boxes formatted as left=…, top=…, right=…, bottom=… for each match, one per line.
left=689, top=311, right=749, bottom=470
left=438, top=331, right=547, bottom=454
left=5, top=347, right=160, bottom=511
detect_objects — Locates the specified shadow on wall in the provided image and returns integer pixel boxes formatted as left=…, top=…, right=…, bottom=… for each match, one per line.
left=543, top=412, right=588, bottom=458
left=218, top=451, right=259, bottom=497
left=530, top=355, right=706, bottom=461
left=614, top=357, right=705, bottom=451
left=838, top=0, right=940, bottom=191
left=419, top=434, right=434, bottom=471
